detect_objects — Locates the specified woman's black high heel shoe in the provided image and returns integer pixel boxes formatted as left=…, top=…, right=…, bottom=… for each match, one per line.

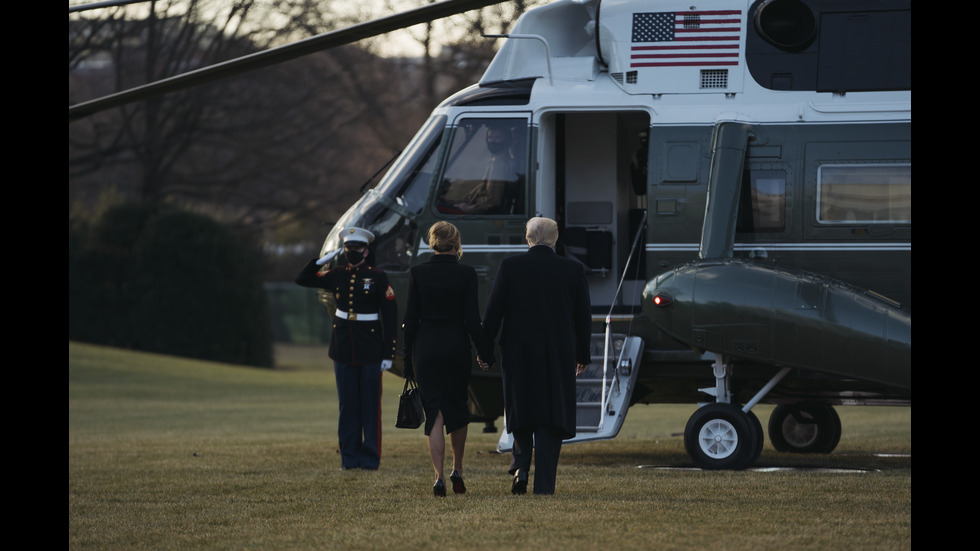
left=433, top=478, right=446, bottom=497
left=449, top=470, right=466, bottom=494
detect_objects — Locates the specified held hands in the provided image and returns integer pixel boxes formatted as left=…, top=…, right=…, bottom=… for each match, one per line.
left=477, top=355, right=491, bottom=372
left=380, top=359, right=392, bottom=371
left=315, top=248, right=343, bottom=266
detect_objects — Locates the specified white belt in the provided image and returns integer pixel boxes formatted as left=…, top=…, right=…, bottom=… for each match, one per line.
left=335, top=311, right=379, bottom=321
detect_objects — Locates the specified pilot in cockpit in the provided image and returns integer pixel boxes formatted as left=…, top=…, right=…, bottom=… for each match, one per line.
left=449, top=123, right=519, bottom=215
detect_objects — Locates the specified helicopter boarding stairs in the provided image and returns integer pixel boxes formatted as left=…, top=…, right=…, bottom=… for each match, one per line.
left=495, top=332, right=644, bottom=452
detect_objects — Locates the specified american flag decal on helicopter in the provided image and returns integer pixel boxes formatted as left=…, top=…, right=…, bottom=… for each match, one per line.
left=630, top=10, right=742, bottom=68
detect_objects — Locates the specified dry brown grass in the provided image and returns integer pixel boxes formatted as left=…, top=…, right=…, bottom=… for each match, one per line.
left=69, top=342, right=910, bottom=550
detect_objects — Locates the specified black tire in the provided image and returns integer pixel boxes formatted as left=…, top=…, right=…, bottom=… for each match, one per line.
left=746, top=409, right=765, bottom=465
left=768, top=403, right=842, bottom=454
left=821, top=405, right=842, bottom=453
left=685, top=404, right=760, bottom=470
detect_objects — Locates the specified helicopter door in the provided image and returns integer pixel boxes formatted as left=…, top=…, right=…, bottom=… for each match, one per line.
left=554, top=112, right=649, bottom=445
left=493, top=110, right=651, bottom=451
left=544, top=111, right=650, bottom=308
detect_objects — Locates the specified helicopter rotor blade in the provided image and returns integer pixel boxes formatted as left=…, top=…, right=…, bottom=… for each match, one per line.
left=70, top=0, right=150, bottom=15
left=69, top=0, right=506, bottom=123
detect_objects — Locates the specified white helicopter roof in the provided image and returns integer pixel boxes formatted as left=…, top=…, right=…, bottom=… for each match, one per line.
left=479, top=0, right=910, bottom=125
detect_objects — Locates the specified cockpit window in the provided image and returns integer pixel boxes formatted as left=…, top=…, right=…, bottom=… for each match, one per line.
left=362, top=201, right=417, bottom=271
left=375, top=115, right=447, bottom=216
left=323, top=116, right=449, bottom=271
left=435, top=118, right=528, bottom=216
left=321, top=195, right=416, bottom=272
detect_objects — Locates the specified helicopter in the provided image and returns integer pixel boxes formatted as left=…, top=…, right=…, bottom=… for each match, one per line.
left=71, top=0, right=911, bottom=470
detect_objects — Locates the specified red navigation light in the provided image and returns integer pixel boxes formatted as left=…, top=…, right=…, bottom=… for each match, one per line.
left=653, top=293, right=673, bottom=308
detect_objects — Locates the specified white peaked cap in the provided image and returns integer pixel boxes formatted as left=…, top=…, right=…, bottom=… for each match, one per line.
left=343, top=227, right=375, bottom=245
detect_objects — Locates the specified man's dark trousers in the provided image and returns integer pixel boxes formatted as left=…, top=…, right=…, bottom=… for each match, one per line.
left=512, top=425, right=563, bottom=495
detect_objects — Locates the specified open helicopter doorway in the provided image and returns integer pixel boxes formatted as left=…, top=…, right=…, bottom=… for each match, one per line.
left=494, top=110, right=650, bottom=452
left=538, top=110, right=651, bottom=309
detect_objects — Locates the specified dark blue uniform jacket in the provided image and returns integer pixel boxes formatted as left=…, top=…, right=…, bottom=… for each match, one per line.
left=296, top=259, right=397, bottom=365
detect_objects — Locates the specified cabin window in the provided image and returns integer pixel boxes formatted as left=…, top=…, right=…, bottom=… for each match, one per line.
left=435, top=118, right=528, bottom=216
left=737, top=169, right=786, bottom=233
left=817, top=164, right=911, bottom=224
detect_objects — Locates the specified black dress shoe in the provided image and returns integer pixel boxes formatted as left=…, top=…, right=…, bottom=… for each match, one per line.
left=511, top=470, right=528, bottom=495
left=450, top=470, right=466, bottom=494
left=433, top=478, right=447, bottom=497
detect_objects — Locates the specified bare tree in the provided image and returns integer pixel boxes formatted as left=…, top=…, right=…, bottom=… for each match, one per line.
left=69, top=0, right=380, bottom=219
left=69, top=0, right=540, bottom=252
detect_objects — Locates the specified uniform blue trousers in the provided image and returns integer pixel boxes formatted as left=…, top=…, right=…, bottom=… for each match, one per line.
left=334, top=361, right=382, bottom=469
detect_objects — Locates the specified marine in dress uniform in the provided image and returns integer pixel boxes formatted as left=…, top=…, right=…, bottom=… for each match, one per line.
left=296, top=227, right=397, bottom=470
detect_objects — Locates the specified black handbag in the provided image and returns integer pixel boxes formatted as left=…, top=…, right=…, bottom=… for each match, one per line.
left=395, top=377, right=425, bottom=429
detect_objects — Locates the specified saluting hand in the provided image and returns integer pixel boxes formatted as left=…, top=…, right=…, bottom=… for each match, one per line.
left=315, top=248, right=343, bottom=266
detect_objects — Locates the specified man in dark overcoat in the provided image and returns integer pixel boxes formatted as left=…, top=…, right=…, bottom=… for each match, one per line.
left=483, top=217, right=592, bottom=494
left=296, top=227, right=397, bottom=470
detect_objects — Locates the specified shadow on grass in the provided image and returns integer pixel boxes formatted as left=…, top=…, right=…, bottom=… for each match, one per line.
left=559, top=443, right=910, bottom=473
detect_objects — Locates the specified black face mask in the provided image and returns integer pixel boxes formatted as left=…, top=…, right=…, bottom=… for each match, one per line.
left=346, top=250, right=365, bottom=265
left=487, top=140, right=510, bottom=155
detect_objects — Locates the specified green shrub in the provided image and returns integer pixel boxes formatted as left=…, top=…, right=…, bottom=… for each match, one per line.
left=69, top=204, right=273, bottom=367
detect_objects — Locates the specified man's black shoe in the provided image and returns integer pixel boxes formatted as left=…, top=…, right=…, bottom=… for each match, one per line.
left=511, top=469, right=528, bottom=495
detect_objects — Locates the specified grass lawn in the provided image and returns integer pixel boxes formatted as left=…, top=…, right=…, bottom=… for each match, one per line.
left=69, top=341, right=910, bottom=550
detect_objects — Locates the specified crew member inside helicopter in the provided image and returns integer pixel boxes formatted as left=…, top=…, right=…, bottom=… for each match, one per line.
left=437, top=119, right=524, bottom=215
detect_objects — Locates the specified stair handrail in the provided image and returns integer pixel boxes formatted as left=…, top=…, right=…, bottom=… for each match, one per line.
left=600, top=210, right=648, bottom=430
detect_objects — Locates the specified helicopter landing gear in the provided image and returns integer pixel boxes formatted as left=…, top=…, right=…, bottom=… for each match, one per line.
left=683, top=354, right=767, bottom=470
left=684, top=403, right=763, bottom=470
left=768, top=402, right=841, bottom=454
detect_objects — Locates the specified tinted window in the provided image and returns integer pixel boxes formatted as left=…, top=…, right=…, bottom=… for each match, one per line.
left=817, top=164, right=911, bottom=224
left=435, top=118, right=528, bottom=216
left=738, top=169, right=787, bottom=233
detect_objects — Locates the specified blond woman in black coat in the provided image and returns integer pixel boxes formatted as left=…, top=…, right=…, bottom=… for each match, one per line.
left=402, top=222, right=493, bottom=496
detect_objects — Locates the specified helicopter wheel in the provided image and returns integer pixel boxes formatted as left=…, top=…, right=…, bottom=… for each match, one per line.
left=746, top=409, right=765, bottom=465
left=768, top=403, right=841, bottom=454
left=685, top=404, right=761, bottom=470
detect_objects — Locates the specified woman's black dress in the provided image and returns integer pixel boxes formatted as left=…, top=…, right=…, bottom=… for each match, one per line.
left=402, top=255, right=492, bottom=435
